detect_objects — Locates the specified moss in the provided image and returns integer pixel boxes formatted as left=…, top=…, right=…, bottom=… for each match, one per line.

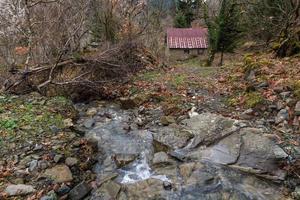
left=171, top=74, right=187, bottom=87
left=136, top=70, right=162, bottom=81
left=244, top=92, right=264, bottom=108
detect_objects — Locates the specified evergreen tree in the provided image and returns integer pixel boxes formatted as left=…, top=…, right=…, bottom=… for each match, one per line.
left=205, top=0, right=242, bottom=66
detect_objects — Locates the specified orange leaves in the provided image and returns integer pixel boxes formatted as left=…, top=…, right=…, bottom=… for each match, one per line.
left=15, top=46, right=29, bottom=56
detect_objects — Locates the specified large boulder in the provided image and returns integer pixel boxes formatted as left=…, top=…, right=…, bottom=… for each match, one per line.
left=182, top=113, right=239, bottom=148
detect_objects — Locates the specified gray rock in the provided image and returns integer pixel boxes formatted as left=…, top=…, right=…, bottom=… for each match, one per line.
left=295, top=101, right=300, bottom=116
left=275, top=108, right=289, bottom=124
left=292, top=186, right=300, bottom=200
left=83, top=118, right=95, bottom=129
left=50, top=125, right=60, bottom=133
left=153, top=152, right=170, bottom=165
left=53, top=154, right=63, bottom=163
left=40, top=191, right=57, bottom=200
left=280, top=91, right=291, bottom=99
left=182, top=113, right=238, bottom=147
left=28, top=160, right=38, bottom=172
left=237, top=128, right=288, bottom=176
left=56, top=184, right=70, bottom=196
left=151, top=125, right=193, bottom=149
left=44, top=165, right=73, bottom=183
left=160, top=116, right=176, bottom=126
left=68, top=182, right=92, bottom=200
left=86, top=107, right=98, bottom=116
left=5, top=184, right=36, bottom=196
left=65, top=157, right=78, bottom=167
left=38, top=160, right=49, bottom=170
left=113, top=154, right=136, bottom=168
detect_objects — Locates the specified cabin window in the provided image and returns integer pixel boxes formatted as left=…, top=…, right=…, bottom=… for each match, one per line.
left=184, top=49, right=190, bottom=54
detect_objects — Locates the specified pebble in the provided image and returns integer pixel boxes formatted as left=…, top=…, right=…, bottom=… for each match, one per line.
left=5, top=184, right=36, bottom=196
left=275, top=108, right=289, bottom=124
left=54, top=154, right=63, bottom=163
left=295, top=101, right=300, bottom=116
left=28, top=160, right=38, bottom=172
left=68, top=182, right=92, bottom=200
left=65, top=157, right=78, bottom=167
left=83, top=118, right=95, bottom=129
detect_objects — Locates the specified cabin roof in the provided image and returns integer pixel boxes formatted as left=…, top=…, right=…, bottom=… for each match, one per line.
left=167, top=28, right=208, bottom=49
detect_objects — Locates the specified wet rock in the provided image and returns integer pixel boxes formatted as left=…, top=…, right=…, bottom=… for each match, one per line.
left=93, top=181, right=120, bottom=199
left=163, top=181, right=172, bottom=190
left=182, top=113, right=238, bottom=147
left=124, top=179, right=167, bottom=199
left=160, top=116, right=176, bottom=126
left=151, top=125, right=193, bottom=149
left=153, top=152, right=171, bottom=165
left=5, top=184, right=36, bottom=196
left=113, top=154, right=136, bottom=168
left=295, top=101, right=300, bottom=116
left=275, top=108, right=289, bottom=124
left=53, top=154, right=63, bottom=163
left=65, top=157, right=78, bottom=167
left=86, top=107, right=98, bottom=116
left=44, top=164, right=73, bottom=183
left=68, top=182, right=92, bottom=200
left=83, top=118, right=95, bottom=129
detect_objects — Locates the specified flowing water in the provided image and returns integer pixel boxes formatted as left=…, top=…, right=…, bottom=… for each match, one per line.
left=75, top=101, right=289, bottom=200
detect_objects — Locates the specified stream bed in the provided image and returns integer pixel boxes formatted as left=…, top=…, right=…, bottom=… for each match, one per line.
left=74, top=101, right=289, bottom=200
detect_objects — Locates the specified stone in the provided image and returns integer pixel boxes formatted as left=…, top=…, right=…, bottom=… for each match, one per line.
left=245, top=70, right=256, bottom=81
left=65, top=157, right=78, bottom=167
left=53, top=154, right=63, bottom=163
left=63, top=118, right=74, bottom=128
left=182, top=113, right=238, bottom=147
left=275, top=108, right=289, bottom=124
left=295, top=101, right=300, bottom=116
left=179, top=163, right=197, bottom=181
left=237, top=128, right=288, bottom=176
left=240, top=108, right=254, bottom=119
left=280, top=91, right=291, bottom=99
left=44, top=165, right=73, bottom=183
left=38, top=160, right=49, bottom=170
left=92, top=181, right=120, bottom=199
left=50, top=125, right=60, bottom=133
left=151, top=126, right=193, bottom=149
left=119, top=96, right=141, bottom=109
left=56, top=184, right=71, bottom=196
left=160, top=116, right=176, bottom=126
left=152, top=152, right=170, bottom=165
left=5, top=184, right=36, bottom=196
left=28, top=160, right=38, bottom=172
left=113, top=154, right=136, bottom=168
left=292, top=186, right=300, bottom=200
left=40, top=191, right=57, bottom=200
left=83, top=118, right=95, bottom=129
left=256, top=82, right=269, bottom=89
left=200, top=133, right=242, bottom=165
left=68, top=182, right=92, bottom=200
left=86, top=107, right=98, bottom=116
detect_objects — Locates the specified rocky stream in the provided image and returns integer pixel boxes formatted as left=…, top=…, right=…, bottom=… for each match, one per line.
left=71, top=99, right=292, bottom=200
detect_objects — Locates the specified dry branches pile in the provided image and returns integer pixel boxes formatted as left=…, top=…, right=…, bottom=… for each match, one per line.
left=2, top=42, right=158, bottom=101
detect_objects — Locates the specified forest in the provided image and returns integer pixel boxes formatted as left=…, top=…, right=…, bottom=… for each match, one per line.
left=0, top=0, right=300, bottom=199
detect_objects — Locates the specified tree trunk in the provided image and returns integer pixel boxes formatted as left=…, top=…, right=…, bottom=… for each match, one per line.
left=219, top=47, right=224, bottom=66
